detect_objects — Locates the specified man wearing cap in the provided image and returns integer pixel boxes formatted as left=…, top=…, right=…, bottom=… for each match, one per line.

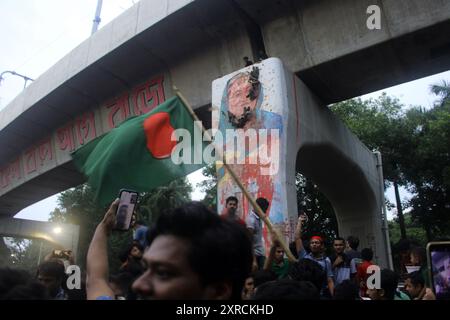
left=295, top=214, right=334, bottom=297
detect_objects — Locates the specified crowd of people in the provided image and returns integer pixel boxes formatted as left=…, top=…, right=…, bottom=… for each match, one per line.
left=0, top=196, right=439, bottom=300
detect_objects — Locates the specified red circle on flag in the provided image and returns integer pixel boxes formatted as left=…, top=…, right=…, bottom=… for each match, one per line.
left=143, top=112, right=177, bottom=159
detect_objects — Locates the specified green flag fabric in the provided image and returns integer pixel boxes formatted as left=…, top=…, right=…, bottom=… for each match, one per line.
left=71, top=96, right=206, bottom=206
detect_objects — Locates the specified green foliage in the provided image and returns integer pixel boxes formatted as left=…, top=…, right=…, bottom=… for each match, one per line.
left=3, top=238, right=32, bottom=269
left=0, top=239, right=12, bottom=267
left=47, top=178, right=193, bottom=273
left=138, top=177, right=193, bottom=226
left=332, top=87, right=450, bottom=241
left=430, top=80, right=450, bottom=104
left=197, top=164, right=217, bottom=209
left=1, top=237, right=54, bottom=273
left=49, top=184, right=112, bottom=270
left=331, top=93, right=413, bottom=186
left=388, top=214, right=427, bottom=246
left=296, top=173, right=338, bottom=243
left=404, top=83, right=450, bottom=240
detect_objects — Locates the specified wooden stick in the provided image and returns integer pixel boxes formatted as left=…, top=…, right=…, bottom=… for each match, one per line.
left=174, top=87, right=298, bottom=263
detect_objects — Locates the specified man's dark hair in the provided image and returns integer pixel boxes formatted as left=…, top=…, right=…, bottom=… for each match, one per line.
left=361, top=248, right=373, bottom=261
left=334, top=280, right=359, bottom=300
left=346, top=236, right=359, bottom=250
left=288, top=259, right=326, bottom=292
left=147, top=201, right=253, bottom=300
left=135, top=220, right=146, bottom=226
left=110, top=272, right=135, bottom=299
left=0, top=268, right=49, bottom=300
left=38, top=260, right=65, bottom=280
left=226, top=196, right=238, bottom=204
left=253, top=280, right=319, bottom=300
left=410, top=246, right=427, bottom=265
left=252, top=270, right=277, bottom=288
left=255, top=197, right=269, bottom=213
left=119, top=242, right=144, bottom=263
left=405, top=271, right=425, bottom=288
left=334, top=237, right=345, bottom=244
left=380, top=269, right=399, bottom=300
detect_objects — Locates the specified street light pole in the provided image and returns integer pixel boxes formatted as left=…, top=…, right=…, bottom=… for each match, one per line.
left=374, top=150, right=394, bottom=270
left=0, top=70, right=34, bottom=90
left=37, top=240, right=43, bottom=267
left=91, top=0, right=103, bottom=35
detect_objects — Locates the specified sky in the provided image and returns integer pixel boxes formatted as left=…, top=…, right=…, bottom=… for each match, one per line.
left=1, top=1, right=450, bottom=223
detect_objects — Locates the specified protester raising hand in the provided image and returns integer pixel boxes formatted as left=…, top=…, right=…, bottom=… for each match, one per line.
left=86, top=199, right=119, bottom=300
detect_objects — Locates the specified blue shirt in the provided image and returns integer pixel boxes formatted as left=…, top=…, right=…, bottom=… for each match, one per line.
left=330, top=254, right=351, bottom=285
left=54, top=287, right=67, bottom=300
left=298, top=249, right=333, bottom=280
left=133, top=225, right=149, bottom=248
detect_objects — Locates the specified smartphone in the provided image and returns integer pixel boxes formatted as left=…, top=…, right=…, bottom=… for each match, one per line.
left=427, top=241, right=450, bottom=300
left=114, top=189, right=139, bottom=231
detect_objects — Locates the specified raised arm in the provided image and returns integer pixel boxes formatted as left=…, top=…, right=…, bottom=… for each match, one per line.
left=263, top=234, right=279, bottom=271
left=328, top=277, right=335, bottom=297
left=86, top=199, right=118, bottom=300
left=294, top=215, right=306, bottom=254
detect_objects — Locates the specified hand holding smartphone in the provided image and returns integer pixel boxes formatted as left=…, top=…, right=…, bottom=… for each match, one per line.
left=114, top=189, right=139, bottom=231
left=427, top=241, right=450, bottom=300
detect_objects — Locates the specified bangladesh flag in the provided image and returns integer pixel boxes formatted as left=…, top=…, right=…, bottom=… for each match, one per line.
left=71, top=96, right=206, bottom=206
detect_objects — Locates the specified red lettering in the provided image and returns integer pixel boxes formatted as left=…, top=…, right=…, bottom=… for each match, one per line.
left=56, top=124, right=75, bottom=152
left=76, top=112, right=97, bottom=145
left=105, top=92, right=130, bottom=129
left=39, top=138, right=53, bottom=165
left=132, top=76, right=165, bottom=116
left=24, top=148, right=37, bottom=175
left=0, top=168, right=8, bottom=189
left=1, top=158, right=22, bottom=187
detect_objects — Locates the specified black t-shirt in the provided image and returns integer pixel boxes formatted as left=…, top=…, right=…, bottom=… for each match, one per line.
left=330, top=253, right=352, bottom=268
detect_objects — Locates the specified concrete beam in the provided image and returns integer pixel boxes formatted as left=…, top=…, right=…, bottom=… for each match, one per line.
left=0, top=218, right=79, bottom=258
left=0, top=0, right=258, bottom=216
left=1, top=0, right=450, bottom=220
left=237, top=0, right=450, bottom=103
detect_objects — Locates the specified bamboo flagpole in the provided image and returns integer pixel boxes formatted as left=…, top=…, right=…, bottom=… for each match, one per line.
left=174, top=87, right=298, bottom=263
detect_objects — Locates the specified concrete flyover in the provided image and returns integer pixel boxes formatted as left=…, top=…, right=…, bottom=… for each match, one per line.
left=0, top=0, right=448, bottom=260
left=0, top=218, right=80, bottom=256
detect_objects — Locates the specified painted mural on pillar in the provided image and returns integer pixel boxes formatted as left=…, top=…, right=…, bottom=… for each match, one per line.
left=213, top=60, right=289, bottom=255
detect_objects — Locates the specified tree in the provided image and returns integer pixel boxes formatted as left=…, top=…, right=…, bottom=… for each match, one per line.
left=1, top=237, right=54, bottom=272
left=49, top=178, right=193, bottom=273
left=49, top=184, right=111, bottom=271
left=331, top=94, right=415, bottom=239
left=197, top=164, right=217, bottom=209
left=332, top=89, right=450, bottom=242
left=388, top=213, right=427, bottom=246
left=402, top=83, right=450, bottom=240
left=0, top=239, right=12, bottom=267
left=430, top=80, right=450, bottom=105
left=296, top=173, right=338, bottom=245
left=138, top=177, right=193, bottom=225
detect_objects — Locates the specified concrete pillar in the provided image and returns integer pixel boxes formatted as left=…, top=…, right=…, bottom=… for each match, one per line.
left=212, top=58, right=391, bottom=267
